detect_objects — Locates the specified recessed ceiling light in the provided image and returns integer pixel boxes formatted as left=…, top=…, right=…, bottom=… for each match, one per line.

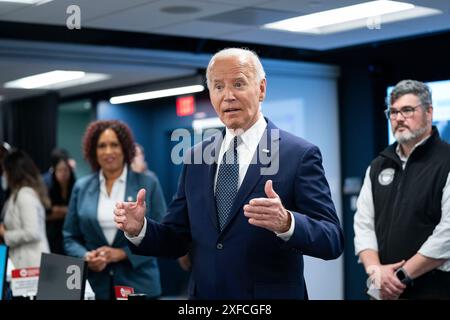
left=4, top=70, right=110, bottom=89
left=263, top=0, right=441, bottom=35
left=110, top=84, right=205, bottom=104
left=0, top=0, right=53, bottom=4
left=5, top=70, right=85, bottom=89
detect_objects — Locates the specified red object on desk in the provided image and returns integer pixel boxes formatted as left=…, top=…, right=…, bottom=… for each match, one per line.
left=114, top=286, right=134, bottom=300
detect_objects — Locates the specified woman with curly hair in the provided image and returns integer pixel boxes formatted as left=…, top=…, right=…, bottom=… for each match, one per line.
left=63, top=120, right=166, bottom=300
left=0, top=149, right=50, bottom=268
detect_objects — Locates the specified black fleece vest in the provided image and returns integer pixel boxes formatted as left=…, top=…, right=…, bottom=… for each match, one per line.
left=370, top=127, right=450, bottom=264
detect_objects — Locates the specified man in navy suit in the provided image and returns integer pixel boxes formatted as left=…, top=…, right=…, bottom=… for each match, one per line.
left=114, top=48, right=344, bottom=299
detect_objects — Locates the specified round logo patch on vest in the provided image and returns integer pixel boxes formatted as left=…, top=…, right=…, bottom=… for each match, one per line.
left=378, top=168, right=395, bottom=186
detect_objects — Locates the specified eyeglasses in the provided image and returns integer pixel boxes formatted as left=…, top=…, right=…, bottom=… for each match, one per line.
left=384, top=105, right=422, bottom=120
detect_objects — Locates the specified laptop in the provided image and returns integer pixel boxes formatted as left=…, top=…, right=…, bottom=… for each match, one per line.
left=0, top=244, right=8, bottom=300
left=36, top=253, right=87, bottom=300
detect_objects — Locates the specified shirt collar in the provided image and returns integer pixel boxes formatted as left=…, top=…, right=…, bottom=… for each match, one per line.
left=223, top=113, right=267, bottom=150
left=395, top=134, right=432, bottom=162
left=99, top=165, right=128, bottom=184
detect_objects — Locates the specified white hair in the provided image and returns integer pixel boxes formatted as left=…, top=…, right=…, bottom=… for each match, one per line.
left=206, top=48, right=266, bottom=90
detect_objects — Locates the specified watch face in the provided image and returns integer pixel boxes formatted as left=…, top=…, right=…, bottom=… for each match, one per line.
left=396, top=270, right=406, bottom=281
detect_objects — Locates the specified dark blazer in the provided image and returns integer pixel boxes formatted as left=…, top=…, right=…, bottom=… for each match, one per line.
left=63, top=168, right=166, bottom=300
left=130, top=119, right=344, bottom=299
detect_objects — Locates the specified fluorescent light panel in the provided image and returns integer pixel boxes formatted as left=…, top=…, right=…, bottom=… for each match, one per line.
left=110, top=85, right=205, bottom=104
left=192, top=117, right=224, bottom=133
left=5, top=70, right=85, bottom=89
left=263, top=0, right=440, bottom=34
left=0, top=0, right=53, bottom=4
left=4, top=70, right=110, bottom=89
left=46, top=73, right=111, bottom=89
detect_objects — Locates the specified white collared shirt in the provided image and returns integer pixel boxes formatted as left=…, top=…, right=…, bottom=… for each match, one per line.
left=126, top=113, right=295, bottom=245
left=395, top=134, right=431, bottom=169
left=98, top=166, right=127, bottom=245
left=214, top=113, right=267, bottom=190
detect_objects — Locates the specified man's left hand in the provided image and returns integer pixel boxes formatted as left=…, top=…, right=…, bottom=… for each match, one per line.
left=244, top=180, right=291, bottom=233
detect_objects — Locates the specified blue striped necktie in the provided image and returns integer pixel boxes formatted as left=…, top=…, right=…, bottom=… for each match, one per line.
left=215, top=136, right=240, bottom=231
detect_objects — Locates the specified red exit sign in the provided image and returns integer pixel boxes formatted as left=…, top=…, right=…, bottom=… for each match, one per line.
left=176, top=95, right=195, bottom=116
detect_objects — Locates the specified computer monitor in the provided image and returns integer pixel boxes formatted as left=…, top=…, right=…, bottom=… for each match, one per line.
left=0, top=244, right=8, bottom=300
left=36, top=253, right=87, bottom=300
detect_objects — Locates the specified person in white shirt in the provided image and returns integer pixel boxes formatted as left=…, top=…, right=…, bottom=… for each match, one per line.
left=63, top=120, right=167, bottom=300
left=0, top=149, right=50, bottom=269
left=354, top=79, right=450, bottom=299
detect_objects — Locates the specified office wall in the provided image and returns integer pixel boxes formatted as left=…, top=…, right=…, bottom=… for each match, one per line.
left=338, top=65, right=378, bottom=299
left=263, top=66, right=342, bottom=300
left=57, top=100, right=96, bottom=178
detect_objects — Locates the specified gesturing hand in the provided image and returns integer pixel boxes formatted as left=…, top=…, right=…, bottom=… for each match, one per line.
left=114, top=188, right=147, bottom=237
left=244, top=180, right=291, bottom=233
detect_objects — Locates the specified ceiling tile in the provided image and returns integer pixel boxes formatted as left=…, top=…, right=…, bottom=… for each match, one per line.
left=154, top=20, right=249, bottom=38
left=196, top=0, right=270, bottom=5
left=199, top=7, right=298, bottom=26
left=0, top=0, right=156, bottom=26
left=0, top=2, right=28, bottom=16
left=86, top=0, right=238, bottom=33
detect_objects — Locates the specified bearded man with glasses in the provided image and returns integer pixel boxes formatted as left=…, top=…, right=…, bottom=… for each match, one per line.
left=354, top=79, right=450, bottom=299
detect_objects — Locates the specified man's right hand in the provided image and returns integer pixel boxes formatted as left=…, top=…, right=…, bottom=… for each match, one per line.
left=114, top=188, right=146, bottom=237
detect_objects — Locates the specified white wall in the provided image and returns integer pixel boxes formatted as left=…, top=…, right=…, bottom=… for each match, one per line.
left=261, top=58, right=342, bottom=300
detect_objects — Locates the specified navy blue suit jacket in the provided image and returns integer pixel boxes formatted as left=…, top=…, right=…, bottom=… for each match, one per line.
left=64, top=168, right=166, bottom=299
left=130, top=119, right=344, bottom=299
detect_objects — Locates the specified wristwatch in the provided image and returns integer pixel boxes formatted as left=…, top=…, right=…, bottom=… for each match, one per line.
left=395, top=267, right=414, bottom=286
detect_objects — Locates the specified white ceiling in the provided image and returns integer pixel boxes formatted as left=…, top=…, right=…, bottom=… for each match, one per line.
left=0, top=0, right=448, bottom=50
left=0, top=0, right=449, bottom=102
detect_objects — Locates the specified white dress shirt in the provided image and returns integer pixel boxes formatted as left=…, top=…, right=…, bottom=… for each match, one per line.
left=214, top=114, right=267, bottom=190
left=127, top=114, right=295, bottom=245
left=354, top=136, right=450, bottom=271
left=98, top=166, right=127, bottom=245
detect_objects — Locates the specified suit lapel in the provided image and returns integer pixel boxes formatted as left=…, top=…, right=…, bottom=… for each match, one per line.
left=221, top=119, right=281, bottom=233
left=205, top=132, right=224, bottom=232
left=87, top=176, right=110, bottom=245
